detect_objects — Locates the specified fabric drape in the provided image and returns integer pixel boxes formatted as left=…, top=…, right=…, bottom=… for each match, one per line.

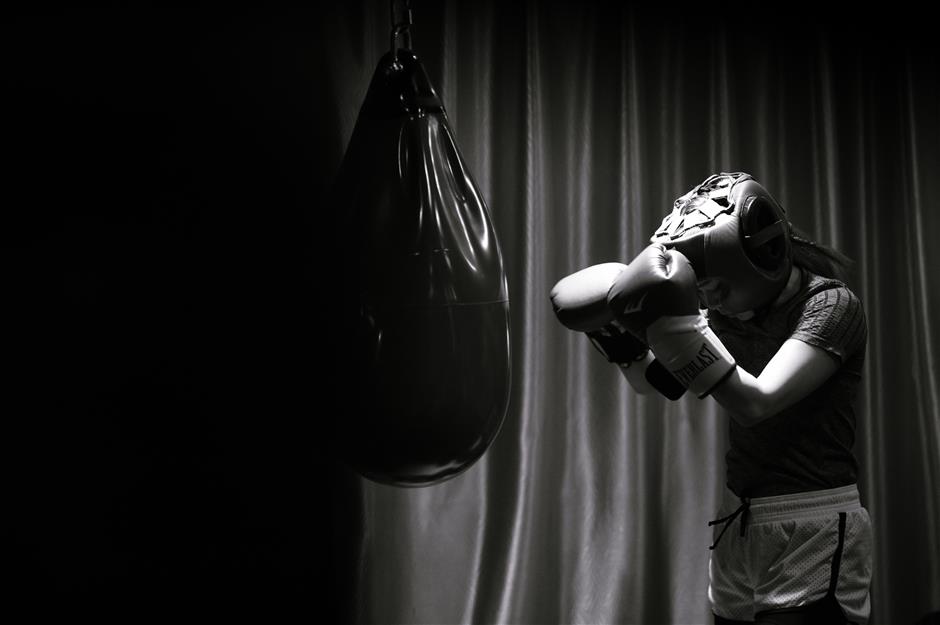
left=323, top=3, right=940, bottom=623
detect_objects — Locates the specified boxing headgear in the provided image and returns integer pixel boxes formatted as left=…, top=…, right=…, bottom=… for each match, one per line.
left=650, top=172, right=792, bottom=315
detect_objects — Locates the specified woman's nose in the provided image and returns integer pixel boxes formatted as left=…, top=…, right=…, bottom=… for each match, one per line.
left=698, top=281, right=724, bottom=307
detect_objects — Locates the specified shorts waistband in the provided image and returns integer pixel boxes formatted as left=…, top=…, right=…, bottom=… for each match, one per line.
left=747, top=484, right=861, bottom=524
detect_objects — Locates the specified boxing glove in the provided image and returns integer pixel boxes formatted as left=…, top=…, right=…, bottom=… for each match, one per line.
left=550, top=262, right=685, bottom=400
left=607, top=244, right=736, bottom=398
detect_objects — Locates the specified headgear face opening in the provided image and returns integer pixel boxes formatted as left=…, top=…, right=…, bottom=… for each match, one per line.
left=650, top=172, right=792, bottom=315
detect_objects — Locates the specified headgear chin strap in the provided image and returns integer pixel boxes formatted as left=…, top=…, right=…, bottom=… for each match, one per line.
left=651, top=172, right=792, bottom=315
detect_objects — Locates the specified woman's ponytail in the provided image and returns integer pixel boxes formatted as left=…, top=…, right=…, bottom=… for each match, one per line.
left=789, top=225, right=854, bottom=282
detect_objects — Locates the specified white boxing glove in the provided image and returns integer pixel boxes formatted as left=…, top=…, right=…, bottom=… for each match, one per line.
left=646, top=315, right=737, bottom=398
left=608, top=245, right=737, bottom=398
left=550, top=263, right=685, bottom=400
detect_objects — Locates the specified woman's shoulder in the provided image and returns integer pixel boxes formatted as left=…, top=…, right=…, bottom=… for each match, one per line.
left=802, top=270, right=849, bottom=292
left=788, top=270, right=868, bottom=357
left=794, top=271, right=862, bottom=311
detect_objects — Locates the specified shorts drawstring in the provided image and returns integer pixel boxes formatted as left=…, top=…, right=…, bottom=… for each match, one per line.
left=708, top=497, right=750, bottom=550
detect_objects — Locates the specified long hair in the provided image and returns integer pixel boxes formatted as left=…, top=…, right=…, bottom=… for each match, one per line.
left=789, top=224, right=854, bottom=282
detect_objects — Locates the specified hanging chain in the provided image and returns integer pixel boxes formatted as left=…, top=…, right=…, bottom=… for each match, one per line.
left=390, top=0, right=413, bottom=66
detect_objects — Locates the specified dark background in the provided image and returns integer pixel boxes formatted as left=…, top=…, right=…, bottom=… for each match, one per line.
left=7, top=6, right=361, bottom=619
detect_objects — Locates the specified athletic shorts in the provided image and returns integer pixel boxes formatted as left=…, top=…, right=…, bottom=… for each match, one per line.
left=708, top=484, right=873, bottom=624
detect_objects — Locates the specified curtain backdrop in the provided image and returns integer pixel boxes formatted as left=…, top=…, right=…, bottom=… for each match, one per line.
left=322, top=2, right=940, bottom=624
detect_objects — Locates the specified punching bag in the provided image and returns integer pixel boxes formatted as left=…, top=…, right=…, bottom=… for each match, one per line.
left=333, top=22, right=511, bottom=486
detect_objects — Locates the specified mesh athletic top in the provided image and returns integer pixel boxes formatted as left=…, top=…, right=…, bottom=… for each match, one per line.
left=708, top=269, right=868, bottom=498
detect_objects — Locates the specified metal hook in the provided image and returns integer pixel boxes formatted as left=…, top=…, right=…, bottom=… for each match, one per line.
left=390, top=0, right=413, bottom=66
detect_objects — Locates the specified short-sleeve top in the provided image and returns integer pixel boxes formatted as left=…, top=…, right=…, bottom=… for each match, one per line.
left=707, top=269, right=868, bottom=498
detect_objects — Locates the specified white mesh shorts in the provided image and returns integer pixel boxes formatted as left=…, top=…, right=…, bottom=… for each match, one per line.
left=708, top=484, right=873, bottom=623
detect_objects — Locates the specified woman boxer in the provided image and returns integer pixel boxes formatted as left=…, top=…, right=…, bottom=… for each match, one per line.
left=607, top=173, right=873, bottom=625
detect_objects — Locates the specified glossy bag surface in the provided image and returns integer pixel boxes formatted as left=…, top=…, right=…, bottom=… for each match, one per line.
left=334, top=49, right=511, bottom=486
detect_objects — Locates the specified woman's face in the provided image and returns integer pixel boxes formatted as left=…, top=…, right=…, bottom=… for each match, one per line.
left=697, top=278, right=755, bottom=320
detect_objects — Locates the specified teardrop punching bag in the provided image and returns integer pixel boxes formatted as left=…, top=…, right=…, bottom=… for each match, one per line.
left=332, top=13, right=511, bottom=487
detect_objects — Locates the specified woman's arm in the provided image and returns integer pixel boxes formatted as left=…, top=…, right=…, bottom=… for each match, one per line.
left=710, top=338, right=840, bottom=426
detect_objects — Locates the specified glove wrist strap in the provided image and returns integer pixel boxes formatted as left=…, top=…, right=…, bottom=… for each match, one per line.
left=647, top=315, right=736, bottom=398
